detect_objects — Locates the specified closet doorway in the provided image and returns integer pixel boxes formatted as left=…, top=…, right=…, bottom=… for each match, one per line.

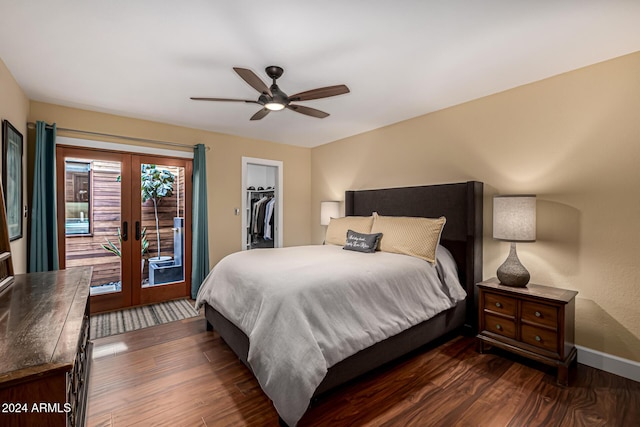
left=56, top=146, right=192, bottom=313
left=242, top=157, right=283, bottom=250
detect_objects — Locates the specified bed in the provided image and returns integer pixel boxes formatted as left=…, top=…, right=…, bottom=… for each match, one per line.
left=196, top=181, right=483, bottom=426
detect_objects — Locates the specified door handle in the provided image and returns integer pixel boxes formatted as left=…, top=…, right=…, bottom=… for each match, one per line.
left=122, top=221, right=128, bottom=241
left=135, top=221, right=141, bottom=241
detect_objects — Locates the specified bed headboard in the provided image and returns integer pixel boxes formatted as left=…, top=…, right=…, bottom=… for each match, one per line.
left=345, top=181, right=483, bottom=331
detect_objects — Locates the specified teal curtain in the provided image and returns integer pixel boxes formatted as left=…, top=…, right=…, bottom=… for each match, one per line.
left=29, top=121, right=59, bottom=272
left=191, top=144, right=210, bottom=298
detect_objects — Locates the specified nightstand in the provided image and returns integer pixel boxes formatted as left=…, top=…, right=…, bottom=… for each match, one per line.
left=476, top=277, right=578, bottom=385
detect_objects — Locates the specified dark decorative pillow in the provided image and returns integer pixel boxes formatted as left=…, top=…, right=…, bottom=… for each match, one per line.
left=343, top=229, right=383, bottom=253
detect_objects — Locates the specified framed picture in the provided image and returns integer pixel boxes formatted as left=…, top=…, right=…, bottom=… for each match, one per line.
left=2, top=120, right=23, bottom=241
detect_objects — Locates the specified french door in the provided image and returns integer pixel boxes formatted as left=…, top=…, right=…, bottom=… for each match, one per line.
left=56, top=146, right=192, bottom=313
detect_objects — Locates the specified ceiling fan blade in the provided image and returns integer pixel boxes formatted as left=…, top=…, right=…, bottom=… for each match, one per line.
left=190, top=97, right=260, bottom=104
left=233, top=67, right=273, bottom=96
left=287, top=104, right=329, bottom=119
left=250, top=108, right=271, bottom=121
left=288, top=84, right=350, bottom=102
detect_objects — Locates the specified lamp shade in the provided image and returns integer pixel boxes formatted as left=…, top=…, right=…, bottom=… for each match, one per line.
left=493, top=195, right=536, bottom=242
left=320, top=201, right=340, bottom=226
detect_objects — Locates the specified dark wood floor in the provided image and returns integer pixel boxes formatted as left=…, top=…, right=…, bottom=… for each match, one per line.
left=87, top=312, right=640, bottom=426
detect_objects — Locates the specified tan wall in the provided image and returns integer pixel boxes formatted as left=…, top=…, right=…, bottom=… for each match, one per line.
left=311, top=51, right=640, bottom=362
left=28, top=102, right=311, bottom=268
left=0, top=58, right=29, bottom=274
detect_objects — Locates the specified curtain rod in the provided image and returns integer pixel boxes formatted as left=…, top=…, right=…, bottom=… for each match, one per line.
left=26, top=122, right=209, bottom=151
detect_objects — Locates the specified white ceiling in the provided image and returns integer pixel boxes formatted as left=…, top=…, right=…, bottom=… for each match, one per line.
left=1, top=1, right=639, bottom=148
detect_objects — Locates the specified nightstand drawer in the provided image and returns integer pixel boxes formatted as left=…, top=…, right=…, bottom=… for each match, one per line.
left=484, top=292, right=516, bottom=316
left=484, top=313, right=516, bottom=339
left=522, top=301, right=557, bottom=329
left=521, top=324, right=558, bottom=353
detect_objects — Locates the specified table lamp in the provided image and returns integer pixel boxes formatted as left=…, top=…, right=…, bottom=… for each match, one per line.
left=493, top=195, right=536, bottom=287
left=320, top=201, right=340, bottom=226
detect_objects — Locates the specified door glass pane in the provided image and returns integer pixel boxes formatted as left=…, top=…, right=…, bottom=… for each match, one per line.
left=141, top=163, right=185, bottom=288
left=65, top=161, right=91, bottom=235
left=64, top=158, right=123, bottom=296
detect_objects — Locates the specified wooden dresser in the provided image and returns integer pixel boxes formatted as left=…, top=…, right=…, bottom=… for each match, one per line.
left=0, top=267, right=93, bottom=426
left=476, top=277, right=578, bottom=385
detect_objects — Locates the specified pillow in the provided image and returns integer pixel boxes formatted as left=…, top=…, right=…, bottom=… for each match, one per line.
left=325, top=216, right=374, bottom=246
left=371, top=213, right=446, bottom=263
left=343, top=230, right=383, bottom=253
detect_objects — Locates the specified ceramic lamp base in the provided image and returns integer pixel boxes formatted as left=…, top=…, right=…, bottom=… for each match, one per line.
left=497, top=242, right=530, bottom=287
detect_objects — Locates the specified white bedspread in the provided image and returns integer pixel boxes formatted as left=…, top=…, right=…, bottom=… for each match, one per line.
left=195, top=245, right=466, bottom=426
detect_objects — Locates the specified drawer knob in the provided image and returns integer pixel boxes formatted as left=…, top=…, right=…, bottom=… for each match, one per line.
left=495, top=302, right=502, bottom=308
left=535, top=335, right=542, bottom=342
left=496, top=324, right=502, bottom=330
left=535, top=311, right=542, bottom=318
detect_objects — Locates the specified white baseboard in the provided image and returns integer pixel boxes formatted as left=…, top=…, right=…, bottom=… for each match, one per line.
left=576, top=345, right=640, bottom=383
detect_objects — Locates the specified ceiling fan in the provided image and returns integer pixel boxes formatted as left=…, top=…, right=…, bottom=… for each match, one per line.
left=191, top=66, right=350, bottom=120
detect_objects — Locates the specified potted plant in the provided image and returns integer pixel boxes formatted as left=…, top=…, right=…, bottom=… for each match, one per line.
left=101, top=227, right=150, bottom=278
left=141, top=164, right=175, bottom=262
left=101, top=226, right=149, bottom=258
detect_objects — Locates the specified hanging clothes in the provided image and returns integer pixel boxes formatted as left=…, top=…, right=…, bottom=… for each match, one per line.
left=249, top=194, right=275, bottom=243
left=251, top=196, right=269, bottom=236
left=257, top=198, right=268, bottom=237
left=250, top=196, right=265, bottom=238
left=264, top=198, right=276, bottom=240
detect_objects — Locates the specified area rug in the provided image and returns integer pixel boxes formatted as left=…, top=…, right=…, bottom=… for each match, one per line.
left=91, top=299, right=199, bottom=339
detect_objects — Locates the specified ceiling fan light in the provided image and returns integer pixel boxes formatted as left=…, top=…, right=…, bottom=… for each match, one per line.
left=265, top=102, right=285, bottom=111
